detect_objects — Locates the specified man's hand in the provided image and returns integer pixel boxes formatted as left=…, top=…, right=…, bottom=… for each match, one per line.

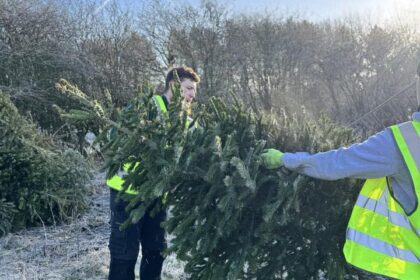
left=261, top=148, right=284, bottom=169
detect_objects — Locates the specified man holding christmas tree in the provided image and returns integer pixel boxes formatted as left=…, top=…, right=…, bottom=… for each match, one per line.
left=261, top=115, right=420, bottom=279
left=106, top=66, right=200, bottom=280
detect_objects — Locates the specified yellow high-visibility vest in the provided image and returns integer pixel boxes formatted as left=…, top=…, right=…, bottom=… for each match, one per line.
left=343, top=121, right=420, bottom=280
left=106, top=95, right=168, bottom=195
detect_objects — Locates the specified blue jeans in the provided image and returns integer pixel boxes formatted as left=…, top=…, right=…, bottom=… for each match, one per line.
left=108, top=189, right=166, bottom=280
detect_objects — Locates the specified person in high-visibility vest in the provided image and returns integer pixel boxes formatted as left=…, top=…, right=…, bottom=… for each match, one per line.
left=261, top=114, right=420, bottom=280
left=107, top=66, right=200, bottom=280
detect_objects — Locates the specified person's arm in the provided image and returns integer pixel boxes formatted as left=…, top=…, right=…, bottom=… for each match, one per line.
left=283, top=128, right=402, bottom=180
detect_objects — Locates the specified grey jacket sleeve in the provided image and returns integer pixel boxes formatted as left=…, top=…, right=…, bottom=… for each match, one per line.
left=283, top=128, right=403, bottom=180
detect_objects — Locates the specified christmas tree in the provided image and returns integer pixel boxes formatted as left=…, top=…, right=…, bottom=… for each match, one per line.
left=58, top=82, right=364, bottom=279
left=0, top=91, right=91, bottom=235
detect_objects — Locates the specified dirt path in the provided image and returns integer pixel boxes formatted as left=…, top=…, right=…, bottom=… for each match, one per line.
left=0, top=172, right=186, bottom=280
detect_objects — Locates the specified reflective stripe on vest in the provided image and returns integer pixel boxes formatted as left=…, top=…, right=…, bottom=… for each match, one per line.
left=354, top=191, right=420, bottom=235
left=106, top=96, right=168, bottom=194
left=343, top=122, right=420, bottom=280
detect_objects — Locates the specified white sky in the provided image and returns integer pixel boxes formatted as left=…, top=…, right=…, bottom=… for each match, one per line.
left=183, top=0, right=420, bottom=28
left=107, top=0, right=420, bottom=29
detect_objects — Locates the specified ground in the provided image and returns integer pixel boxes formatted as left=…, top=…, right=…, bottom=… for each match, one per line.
left=0, top=172, right=187, bottom=280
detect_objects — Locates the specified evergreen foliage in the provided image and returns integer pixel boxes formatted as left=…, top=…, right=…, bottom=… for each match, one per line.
left=53, top=79, right=121, bottom=153
left=105, top=90, right=364, bottom=279
left=57, top=82, right=363, bottom=279
left=0, top=91, right=91, bottom=235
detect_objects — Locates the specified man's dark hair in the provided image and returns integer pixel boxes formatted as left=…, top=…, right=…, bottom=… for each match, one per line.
left=164, top=66, right=200, bottom=92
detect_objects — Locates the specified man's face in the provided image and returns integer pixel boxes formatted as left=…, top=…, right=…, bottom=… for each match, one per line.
left=180, top=78, right=197, bottom=103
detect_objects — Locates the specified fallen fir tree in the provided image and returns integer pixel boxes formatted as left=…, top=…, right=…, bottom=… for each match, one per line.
left=0, top=91, right=91, bottom=236
left=57, top=80, right=364, bottom=279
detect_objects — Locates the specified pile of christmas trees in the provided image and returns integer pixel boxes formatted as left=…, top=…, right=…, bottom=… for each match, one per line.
left=0, top=91, right=91, bottom=235
left=58, top=81, right=363, bottom=279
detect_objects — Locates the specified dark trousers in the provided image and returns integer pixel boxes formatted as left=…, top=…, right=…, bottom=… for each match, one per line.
left=108, top=189, right=166, bottom=280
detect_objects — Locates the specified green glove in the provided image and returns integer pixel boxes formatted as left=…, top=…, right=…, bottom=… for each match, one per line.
left=261, top=148, right=284, bottom=169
